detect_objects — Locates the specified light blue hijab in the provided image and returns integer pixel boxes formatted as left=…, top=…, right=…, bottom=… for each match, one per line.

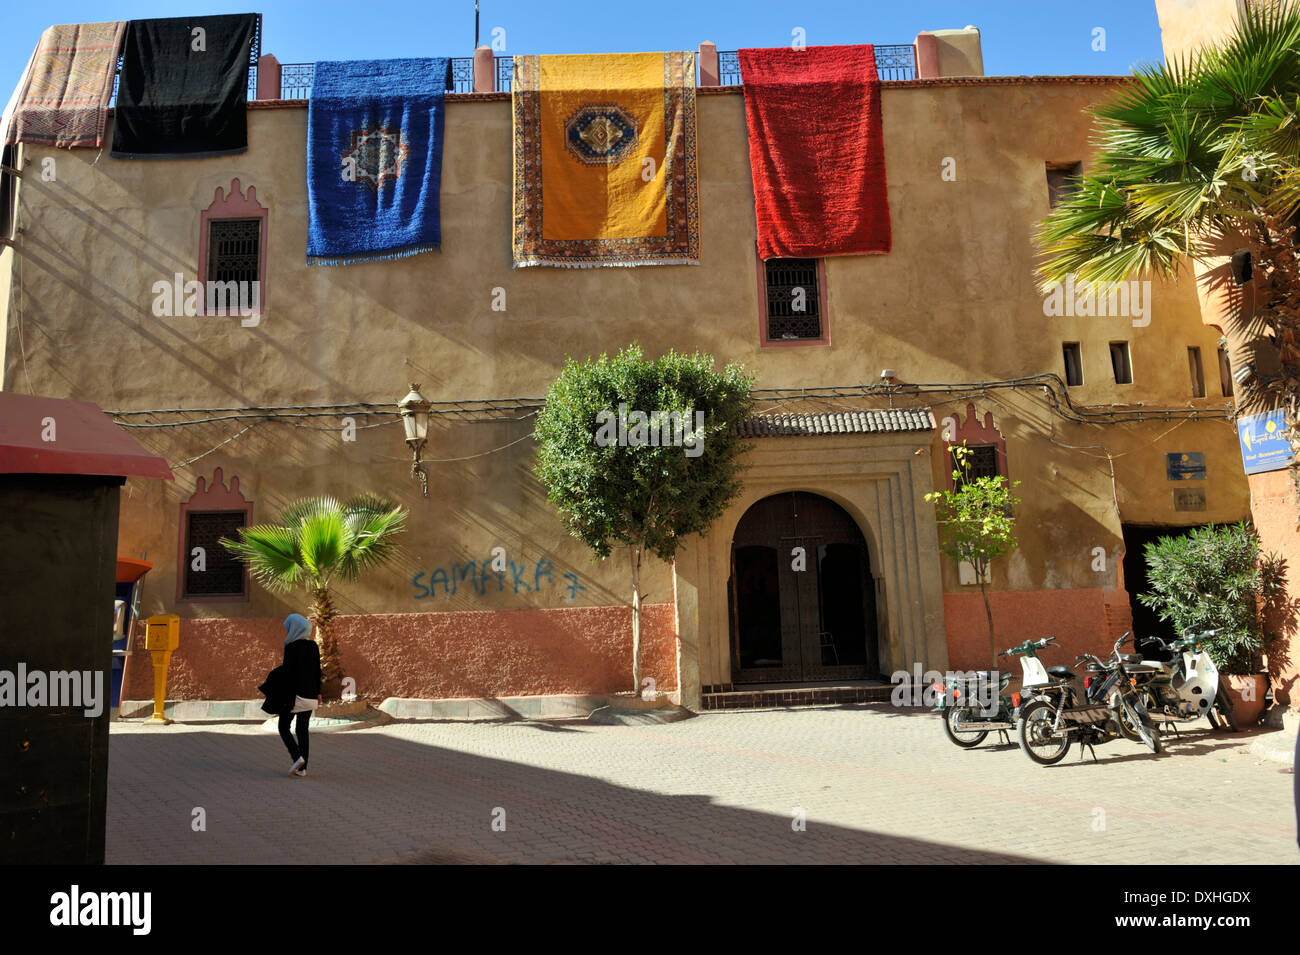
left=284, top=614, right=313, bottom=646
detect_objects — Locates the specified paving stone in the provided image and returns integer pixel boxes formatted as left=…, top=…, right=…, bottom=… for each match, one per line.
left=104, top=707, right=1297, bottom=864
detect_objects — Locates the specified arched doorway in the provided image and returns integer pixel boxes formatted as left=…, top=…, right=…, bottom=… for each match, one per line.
left=728, top=491, right=880, bottom=683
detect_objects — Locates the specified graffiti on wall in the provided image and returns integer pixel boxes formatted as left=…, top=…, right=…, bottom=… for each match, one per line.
left=412, top=556, right=586, bottom=602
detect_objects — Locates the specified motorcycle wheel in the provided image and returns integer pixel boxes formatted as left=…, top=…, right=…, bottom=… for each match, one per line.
left=1017, top=700, right=1071, bottom=765
left=1110, top=689, right=1144, bottom=742
left=942, top=706, right=989, bottom=748
left=1210, top=687, right=1238, bottom=733
left=1121, top=695, right=1161, bottom=755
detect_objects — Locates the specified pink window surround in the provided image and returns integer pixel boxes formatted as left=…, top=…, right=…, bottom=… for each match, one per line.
left=940, top=402, right=1008, bottom=491
left=197, top=178, right=268, bottom=318
left=177, top=467, right=252, bottom=603
left=756, top=253, right=831, bottom=348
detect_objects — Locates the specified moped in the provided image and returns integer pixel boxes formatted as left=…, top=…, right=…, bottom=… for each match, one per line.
left=1016, top=634, right=1161, bottom=764
left=936, top=636, right=1063, bottom=748
left=1132, top=629, right=1237, bottom=733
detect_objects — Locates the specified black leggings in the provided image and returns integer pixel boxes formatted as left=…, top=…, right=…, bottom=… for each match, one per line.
left=278, top=711, right=310, bottom=767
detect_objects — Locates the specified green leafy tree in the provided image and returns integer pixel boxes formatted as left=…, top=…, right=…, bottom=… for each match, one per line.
left=1138, top=521, right=1284, bottom=674
left=1035, top=2, right=1300, bottom=500
left=221, top=494, right=407, bottom=697
left=534, top=345, right=754, bottom=692
left=924, top=443, right=1021, bottom=669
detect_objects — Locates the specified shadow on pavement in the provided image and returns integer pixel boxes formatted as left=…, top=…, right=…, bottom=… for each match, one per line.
left=106, top=727, right=1051, bottom=865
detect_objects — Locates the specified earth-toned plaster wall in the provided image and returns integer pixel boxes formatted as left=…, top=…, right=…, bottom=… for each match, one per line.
left=1, top=80, right=1252, bottom=704
left=1155, top=0, right=1242, bottom=60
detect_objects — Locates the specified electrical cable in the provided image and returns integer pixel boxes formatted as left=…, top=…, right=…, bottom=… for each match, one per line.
left=104, top=374, right=1234, bottom=429
left=168, top=421, right=260, bottom=470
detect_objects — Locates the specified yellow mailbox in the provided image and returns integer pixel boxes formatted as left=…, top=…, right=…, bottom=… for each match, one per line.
left=144, top=614, right=180, bottom=722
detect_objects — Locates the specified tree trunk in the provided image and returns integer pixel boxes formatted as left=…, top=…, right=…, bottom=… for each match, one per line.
left=978, top=571, right=996, bottom=671
left=630, top=544, right=643, bottom=694
left=310, top=585, right=342, bottom=699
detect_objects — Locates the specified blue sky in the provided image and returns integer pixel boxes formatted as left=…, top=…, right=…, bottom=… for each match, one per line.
left=2, top=0, right=1164, bottom=96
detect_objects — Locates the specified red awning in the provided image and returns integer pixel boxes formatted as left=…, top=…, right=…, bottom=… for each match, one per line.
left=116, top=558, right=153, bottom=584
left=0, top=393, right=173, bottom=480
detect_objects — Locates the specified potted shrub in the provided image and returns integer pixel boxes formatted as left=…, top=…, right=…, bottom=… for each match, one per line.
left=1138, top=522, right=1283, bottom=726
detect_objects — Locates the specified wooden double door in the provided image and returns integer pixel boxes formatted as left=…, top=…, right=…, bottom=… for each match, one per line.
left=729, top=491, right=879, bottom=684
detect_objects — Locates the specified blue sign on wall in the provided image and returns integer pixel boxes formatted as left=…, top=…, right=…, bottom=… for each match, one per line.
left=1166, top=452, right=1206, bottom=481
left=1237, top=410, right=1294, bottom=475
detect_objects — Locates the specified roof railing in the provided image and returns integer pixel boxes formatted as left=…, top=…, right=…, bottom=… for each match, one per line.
left=265, top=44, right=916, bottom=101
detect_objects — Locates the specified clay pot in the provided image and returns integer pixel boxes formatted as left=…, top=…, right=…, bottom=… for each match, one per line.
left=1223, top=674, right=1269, bottom=726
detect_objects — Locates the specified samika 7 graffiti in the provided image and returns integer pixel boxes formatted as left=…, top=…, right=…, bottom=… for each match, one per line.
left=411, top=554, right=585, bottom=602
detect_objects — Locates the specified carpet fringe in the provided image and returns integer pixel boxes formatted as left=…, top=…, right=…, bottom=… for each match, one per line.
left=307, top=243, right=442, bottom=267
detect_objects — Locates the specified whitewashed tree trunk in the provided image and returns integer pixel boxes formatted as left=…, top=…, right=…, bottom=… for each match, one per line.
left=631, top=544, right=643, bottom=693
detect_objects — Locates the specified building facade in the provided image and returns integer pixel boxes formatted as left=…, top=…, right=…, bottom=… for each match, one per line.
left=0, top=27, right=1252, bottom=709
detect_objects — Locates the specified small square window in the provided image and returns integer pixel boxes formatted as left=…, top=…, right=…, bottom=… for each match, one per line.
left=1046, top=161, right=1084, bottom=209
left=1109, top=341, right=1133, bottom=384
left=1062, top=342, right=1083, bottom=387
left=1188, top=346, right=1205, bottom=398
left=1218, top=347, right=1234, bottom=397
left=763, top=258, right=823, bottom=342
left=184, top=510, right=248, bottom=598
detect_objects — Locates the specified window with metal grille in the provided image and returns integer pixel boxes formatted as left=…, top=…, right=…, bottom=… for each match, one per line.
left=207, top=218, right=261, bottom=287
left=956, top=445, right=1001, bottom=487
left=764, top=258, right=822, bottom=340
left=184, top=511, right=248, bottom=597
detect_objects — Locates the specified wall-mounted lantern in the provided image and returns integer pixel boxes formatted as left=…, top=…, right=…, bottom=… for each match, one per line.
left=397, top=383, right=431, bottom=497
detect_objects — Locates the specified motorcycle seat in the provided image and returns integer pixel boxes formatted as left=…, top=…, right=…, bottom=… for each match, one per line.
left=960, top=670, right=1012, bottom=690
left=1119, top=653, right=1141, bottom=664
left=1124, top=663, right=1160, bottom=674
left=1047, top=665, right=1076, bottom=681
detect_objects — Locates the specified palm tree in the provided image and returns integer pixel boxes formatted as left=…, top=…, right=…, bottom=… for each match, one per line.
left=221, top=494, right=407, bottom=698
left=1037, top=2, right=1300, bottom=478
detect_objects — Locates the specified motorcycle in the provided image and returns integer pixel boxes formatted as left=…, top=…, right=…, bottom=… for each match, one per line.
left=1131, top=629, right=1237, bottom=733
left=1016, top=633, right=1161, bottom=764
left=1084, top=631, right=1162, bottom=744
left=935, top=636, right=1064, bottom=748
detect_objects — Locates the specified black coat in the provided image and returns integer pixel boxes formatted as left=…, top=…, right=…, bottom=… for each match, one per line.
left=258, top=639, right=322, bottom=715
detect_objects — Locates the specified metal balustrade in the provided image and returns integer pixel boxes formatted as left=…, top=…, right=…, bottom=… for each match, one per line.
left=496, top=56, right=514, bottom=93
left=717, top=45, right=916, bottom=85
left=129, top=43, right=919, bottom=102
left=277, top=57, right=474, bottom=99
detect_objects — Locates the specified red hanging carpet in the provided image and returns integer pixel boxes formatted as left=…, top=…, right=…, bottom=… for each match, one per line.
left=739, top=45, right=891, bottom=259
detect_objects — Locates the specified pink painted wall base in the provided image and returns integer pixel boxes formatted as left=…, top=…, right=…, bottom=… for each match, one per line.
left=943, top=588, right=1133, bottom=674
left=121, top=604, right=679, bottom=702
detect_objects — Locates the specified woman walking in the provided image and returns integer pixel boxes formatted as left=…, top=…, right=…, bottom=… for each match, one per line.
left=277, top=613, right=321, bottom=777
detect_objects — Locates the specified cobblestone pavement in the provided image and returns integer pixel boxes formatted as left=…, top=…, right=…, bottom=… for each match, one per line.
left=106, top=705, right=1298, bottom=864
